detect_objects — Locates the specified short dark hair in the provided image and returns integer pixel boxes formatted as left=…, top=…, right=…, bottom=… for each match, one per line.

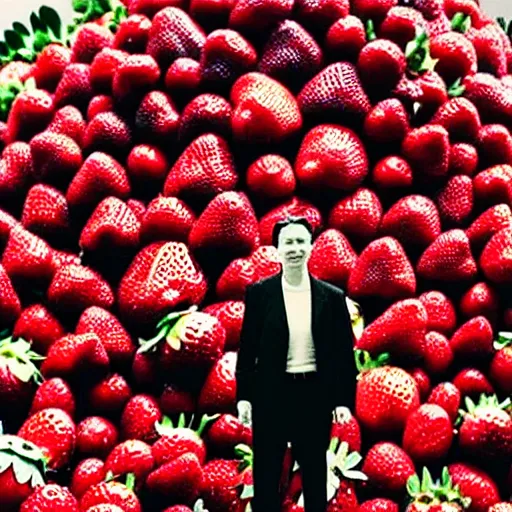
left=271, top=216, right=314, bottom=247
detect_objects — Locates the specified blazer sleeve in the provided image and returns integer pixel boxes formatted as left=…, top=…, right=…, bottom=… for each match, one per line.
left=334, top=288, right=359, bottom=411
left=235, top=282, right=261, bottom=404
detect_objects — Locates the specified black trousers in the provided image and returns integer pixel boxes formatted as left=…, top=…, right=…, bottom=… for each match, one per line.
left=251, top=372, right=332, bottom=512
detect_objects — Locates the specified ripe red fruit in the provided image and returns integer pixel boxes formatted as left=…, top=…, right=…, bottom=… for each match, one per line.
left=70, top=458, right=106, bottom=500
left=480, top=227, right=512, bottom=284
left=76, top=416, right=119, bottom=459
left=427, top=382, right=461, bottom=422
left=325, top=16, right=366, bottom=61
left=431, top=98, right=481, bottom=142
left=436, top=174, right=474, bottom=225
left=372, top=156, right=413, bottom=189
left=449, top=143, right=479, bottom=176
left=135, top=91, right=180, bottom=143
left=422, top=331, right=454, bottom=374
left=246, top=154, right=296, bottom=198
left=105, top=439, right=155, bottom=484
left=0, top=265, right=21, bottom=326
left=121, top=394, right=162, bottom=443
left=30, top=377, right=76, bottom=417
left=364, top=99, right=410, bottom=144
left=198, top=351, right=237, bottom=412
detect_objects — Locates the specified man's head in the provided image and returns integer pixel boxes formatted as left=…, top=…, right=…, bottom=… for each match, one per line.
left=272, top=216, right=314, bottom=269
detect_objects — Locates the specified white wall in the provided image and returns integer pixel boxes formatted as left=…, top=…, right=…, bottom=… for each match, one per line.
left=0, top=0, right=510, bottom=33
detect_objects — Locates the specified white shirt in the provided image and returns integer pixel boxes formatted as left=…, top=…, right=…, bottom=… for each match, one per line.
left=281, top=272, right=317, bottom=373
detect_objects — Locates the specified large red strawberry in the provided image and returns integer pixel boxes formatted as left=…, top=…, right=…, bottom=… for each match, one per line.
left=163, top=134, right=238, bottom=201
left=431, top=98, right=481, bottom=142
left=295, top=124, right=369, bottom=191
left=480, top=227, right=512, bottom=284
left=356, top=301, right=427, bottom=359
left=198, top=351, right=237, bottom=412
left=436, top=174, right=474, bottom=225
left=31, top=44, right=72, bottom=92
left=449, top=142, right=479, bottom=176
left=47, top=105, right=86, bottom=145
left=88, top=373, right=133, bottom=417
left=307, top=229, right=357, bottom=288
left=120, top=394, right=162, bottom=443
left=83, top=112, right=133, bottom=157
left=467, top=204, right=512, bottom=250
left=127, top=144, right=169, bottom=183
left=20, top=483, right=79, bottom=511
left=477, top=124, right=512, bottom=167
left=427, top=382, right=461, bottom=422
left=206, top=414, right=251, bottom=454
left=325, top=15, right=366, bottom=61
left=104, top=439, right=154, bottom=485
left=363, top=98, right=410, bottom=144
left=231, top=72, right=302, bottom=143
left=348, top=237, right=416, bottom=299
left=245, top=154, right=296, bottom=199
left=54, top=63, right=94, bottom=112
left=18, top=408, right=76, bottom=470
left=135, top=91, right=180, bottom=143
left=372, top=156, right=413, bottom=190
left=112, top=54, right=161, bottom=99
left=71, top=23, right=115, bottom=64
left=79, top=474, right=141, bottom=512
left=30, top=377, right=76, bottom=417
left=355, top=351, right=421, bottom=433
left=114, top=13, right=152, bottom=53
left=460, top=282, right=499, bottom=322
left=473, top=165, right=512, bottom=207
left=417, top=229, right=477, bottom=281
left=0, top=142, right=34, bottom=199
left=70, top=457, right=106, bottom=500
left=0, top=434, right=47, bottom=512
left=0, top=264, right=21, bottom=326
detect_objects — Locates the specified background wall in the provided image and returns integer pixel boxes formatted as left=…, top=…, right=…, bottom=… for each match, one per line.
left=0, top=0, right=510, bottom=34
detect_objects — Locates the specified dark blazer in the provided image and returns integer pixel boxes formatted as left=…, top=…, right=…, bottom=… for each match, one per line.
left=235, top=271, right=359, bottom=412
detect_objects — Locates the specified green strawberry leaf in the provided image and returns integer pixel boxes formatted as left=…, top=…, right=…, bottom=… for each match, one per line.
left=240, top=484, right=254, bottom=500
left=39, top=6, right=63, bottom=40
left=451, top=12, right=471, bottom=33
left=33, top=30, right=51, bottom=52
left=12, top=456, right=37, bottom=485
left=407, top=474, right=421, bottom=496
left=342, top=469, right=368, bottom=481
left=421, top=467, right=433, bottom=493
left=73, top=0, right=89, bottom=12
left=366, top=19, right=377, bottom=42
left=4, top=30, right=24, bottom=51
left=0, top=452, right=13, bottom=473
left=30, top=12, right=46, bottom=34
left=30, top=468, right=45, bottom=487
left=125, top=472, right=136, bottom=490
left=344, top=451, right=362, bottom=470
left=448, top=78, right=465, bottom=97
left=12, top=22, right=31, bottom=37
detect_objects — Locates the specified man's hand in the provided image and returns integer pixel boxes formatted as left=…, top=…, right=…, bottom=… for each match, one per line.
left=237, top=400, right=252, bottom=427
left=332, top=406, right=351, bottom=424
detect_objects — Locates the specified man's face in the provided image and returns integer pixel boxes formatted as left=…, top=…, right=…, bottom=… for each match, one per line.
left=277, top=223, right=313, bottom=270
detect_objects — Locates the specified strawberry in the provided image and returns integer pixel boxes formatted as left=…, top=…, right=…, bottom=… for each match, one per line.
left=6, top=87, right=54, bottom=144
left=249, top=245, right=281, bottom=280
left=330, top=410, right=362, bottom=454
left=140, top=196, right=195, bottom=244
left=379, top=7, right=427, bottom=49
left=361, top=441, right=415, bottom=493
left=348, top=237, right=416, bottom=299
left=351, top=0, right=398, bottom=21
left=431, top=98, right=481, bottom=143
left=453, top=368, right=495, bottom=398
left=0, top=142, right=34, bottom=199
left=307, top=228, right=357, bottom=288
left=364, top=99, right=410, bottom=144
left=112, top=54, right=161, bottom=99
left=30, top=377, right=75, bottom=417
left=198, top=351, right=237, bottom=412
left=449, top=143, right=479, bottom=176
left=21, top=184, right=70, bottom=238
left=215, top=257, right=257, bottom=300
left=47, top=105, right=86, bottom=146
left=146, top=7, right=206, bottom=69
left=467, top=23, right=508, bottom=78
left=405, top=467, right=471, bottom=512
left=41, top=333, right=109, bottom=380
left=83, top=112, right=133, bottom=157
left=76, top=416, right=119, bottom=459
left=294, top=0, right=351, bottom=32
left=2, top=226, right=55, bottom=285
left=0, top=265, right=21, bottom=326
left=258, top=20, right=323, bottom=90
left=117, top=241, right=207, bottom=326
left=357, top=300, right=426, bottom=359
left=259, top=197, right=323, bottom=245
left=380, top=195, right=441, bottom=248
left=231, top=72, right=302, bottom=143
left=372, top=156, right=413, bottom=190
left=449, top=316, right=494, bottom=360
left=71, top=23, right=114, bottom=64
left=417, top=229, right=477, bottom=281
left=54, top=63, right=94, bottom=113
left=163, top=134, right=237, bottom=201
left=0, top=434, right=47, bottom=512
left=20, top=483, right=79, bottom=511
left=206, top=414, right=251, bottom=454
left=427, top=382, right=461, bottom=423
left=463, top=73, right=512, bottom=127
left=79, top=475, right=141, bottom=512
left=66, top=152, right=131, bottom=210
left=120, top=394, right=162, bottom=443
left=444, top=0, right=485, bottom=28
left=360, top=498, right=399, bottom=512
left=325, top=16, right=367, bottom=62
left=79, top=197, right=141, bottom=253
left=473, top=165, right=512, bottom=207
left=70, top=458, right=106, bottom=500
left=160, top=384, right=196, bottom=415
left=178, top=94, right=232, bottom=143
left=152, top=413, right=215, bottom=466
left=358, top=39, right=406, bottom=94
left=228, top=0, right=294, bottom=31
left=480, top=227, right=512, bottom=284
left=87, top=95, right=114, bottom=120
left=146, top=452, right=203, bottom=502
left=245, top=154, right=296, bottom=198
left=48, top=264, right=114, bottom=313
left=188, top=191, right=260, bottom=257
left=128, top=0, right=187, bottom=17
left=164, top=57, right=201, bottom=97
left=18, top=407, right=76, bottom=470
left=402, top=404, right=453, bottom=462
left=458, top=394, right=512, bottom=459
left=200, top=29, right=258, bottom=89
left=104, top=439, right=154, bottom=484
left=88, top=373, right=132, bottom=417
left=31, top=44, right=72, bottom=93
left=127, top=144, right=169, bottom=183
left=189, top=0, right=235, bottom=27
left=401, top=124, right=450, bottom=178
left=297, top=62, right=371, bottom=123
left=295, top=124, right=369, bottom=191
left=489, top=505, right=512, bottom=512
left=436, top=174, right=474, bottom=225
left=0, top=61, right=33, bottom=85
left=422, top=331, right=454, bottom=374
left=489, top=332, right=512, bottom=394
left=409, top=367, right=431, bottom=400
left=460, top=282, right=499, bottom=321
left=90, top=48, right=128, bottom=93
left=0, top=209, right=18, bottom=246
left=135, top=91, right=181, bottom=143
left=448, top=462, right=500, bottom=512
left=114, top=14, right=152, bottom=53
left=86, top=505, right=127, bottom=512
left=430, top=32, right=478, bottom=83
left=477, top=124, right=512, bottom=167
left=355, top=351, right=421, bottom=432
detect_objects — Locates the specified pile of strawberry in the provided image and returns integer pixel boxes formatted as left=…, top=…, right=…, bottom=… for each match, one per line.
left=0, top=0, right=511, bottom=510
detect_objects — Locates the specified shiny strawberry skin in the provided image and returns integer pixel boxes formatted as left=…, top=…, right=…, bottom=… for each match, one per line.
left=379, top=6, right=427, bottom=49
left=246, top=154, right=296, bottom=199
left=76, top=416, right=119, bottom=459
left=198, top=351, right=237, bottom=412
left=372, top=156, right=413, bottom=190
left=83, top=112, right=132, bottom=157
left=121, top=394, right=162, bottom=443
left=127, top=144, right=169, bottom=182
left=105, top=439, right=154, bottom=483
left=135, top=90, right=180, bottom=143
left=70, top=458, right=106, bottom=500
left=30, top=377, right=75, bottom=417
left=480, top=227, right=512, bottom=284
left=88, top=373, right=132, bottom=417
left=20, top=484, right=78, bottom=511
left=0, top=263, right=21, bottom=326
left=114, top=14, right=152, bottom=53
left=449, top=143, right=479, bottom=176
left=71, top=23, right=114, bottom=64
left=32, top=44, right=72, bottom=92
left=54, top=63, right=94, bottom=112
left=427, top=382, right=461, bottom=423
left=90, top=48, right=128, bottom=93
left=453, top=368, right=495, bottom=398
left=364, top=98, right=410, bottom=144
left=477, top=124, right=512, bottom=167
left=436, top=175, right=474, bottom=225
left=79, top=481, right=142, bottom=512
left=200, top=458, right=242, bottom=512
left=0, top=142, right=34, bottom=199
left=206, top=414, right=251, bottom=453
left=47, top=105, right=87, bottom=145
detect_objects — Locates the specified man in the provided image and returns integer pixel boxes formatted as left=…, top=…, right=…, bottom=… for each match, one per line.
left=235, top=215, right=359, bottom=512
